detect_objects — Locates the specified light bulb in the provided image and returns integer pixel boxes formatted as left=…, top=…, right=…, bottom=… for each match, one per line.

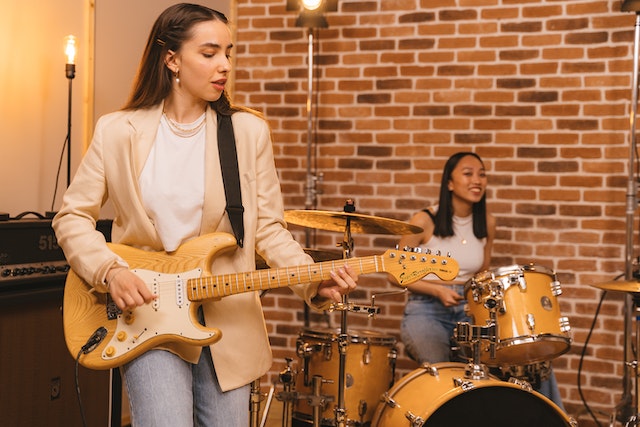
left=301, top=0, right=323, bottom=11
left=64, top=35, right=77, bottom=65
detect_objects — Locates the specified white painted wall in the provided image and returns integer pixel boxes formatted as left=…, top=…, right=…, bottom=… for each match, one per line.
left=0, top=0, right=231, bottom=218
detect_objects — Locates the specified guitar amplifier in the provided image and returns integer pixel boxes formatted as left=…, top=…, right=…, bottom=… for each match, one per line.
left=0, top=216, right=115, bottom=427
left=0, top=217, right=112, bottom=292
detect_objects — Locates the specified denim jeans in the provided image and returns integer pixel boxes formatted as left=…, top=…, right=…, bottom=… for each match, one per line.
left=122, top=347, right=250, bottom=427
left=400, top=285, right=469, bottom=364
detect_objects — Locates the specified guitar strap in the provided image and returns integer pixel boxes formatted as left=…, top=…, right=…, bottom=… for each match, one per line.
left=217, top=112, right=244, bottom=248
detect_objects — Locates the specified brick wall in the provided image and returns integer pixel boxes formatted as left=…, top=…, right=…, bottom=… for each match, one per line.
left=233, top=0, right=637, bottom=424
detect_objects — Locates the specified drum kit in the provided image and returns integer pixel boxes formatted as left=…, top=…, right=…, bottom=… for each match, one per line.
left=250, top=205, right=577, bottom=427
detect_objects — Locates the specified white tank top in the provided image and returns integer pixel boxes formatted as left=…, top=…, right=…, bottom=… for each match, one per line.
left=420, top=212, right=486, bottom=283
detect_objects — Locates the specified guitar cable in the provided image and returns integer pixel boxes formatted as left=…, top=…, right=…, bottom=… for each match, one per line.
left=74, top=327, right=108, bottom=427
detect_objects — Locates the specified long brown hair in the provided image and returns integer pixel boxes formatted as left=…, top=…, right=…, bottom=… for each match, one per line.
left=122, top=3, right=236, bottom=115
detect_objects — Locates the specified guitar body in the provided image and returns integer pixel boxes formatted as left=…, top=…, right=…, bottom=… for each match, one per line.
left=63, top=231, right=459, bottom=370
left=63, top=233, right=236, bottom=370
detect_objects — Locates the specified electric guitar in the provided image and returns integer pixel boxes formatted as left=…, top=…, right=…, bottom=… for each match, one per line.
left=63, top=232, right=459, bottom=370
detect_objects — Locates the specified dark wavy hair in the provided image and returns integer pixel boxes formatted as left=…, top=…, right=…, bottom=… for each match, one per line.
left=122, top=3, right=237, bottom=115
left=432, top=152, right=488, bottom=239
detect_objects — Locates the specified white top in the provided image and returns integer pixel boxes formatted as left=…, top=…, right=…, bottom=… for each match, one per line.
left=139, top=114, right=206, bottom=252
left=421, top=213, right=486, bottom=283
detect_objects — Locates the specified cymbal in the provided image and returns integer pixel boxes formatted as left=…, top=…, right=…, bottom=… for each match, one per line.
left=284, top=209, right=423, bottom=235
left=255, top=248, right=343, bottom=270
left=591, top=280, right=640, bottom=293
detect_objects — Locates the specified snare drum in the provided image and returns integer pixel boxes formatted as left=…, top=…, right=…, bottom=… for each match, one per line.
left=371, top=362, right=575, bottom=427
left=461, top=264, right=571, bottom=366
left=293, top=328, right=397, bottom=426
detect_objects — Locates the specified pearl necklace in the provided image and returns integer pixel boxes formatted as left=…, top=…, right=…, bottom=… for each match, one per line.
left=162, top=112, right=206, bottom=138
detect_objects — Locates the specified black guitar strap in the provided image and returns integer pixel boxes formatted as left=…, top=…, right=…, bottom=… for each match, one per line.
left=217, top=113, right=244, bottom=248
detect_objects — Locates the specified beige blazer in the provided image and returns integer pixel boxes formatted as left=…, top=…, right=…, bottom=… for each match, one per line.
left=53, top=103, right=323, bottom=391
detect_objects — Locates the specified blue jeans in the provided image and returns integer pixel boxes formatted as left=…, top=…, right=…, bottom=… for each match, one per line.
left=122, top=347, right=249, bottom=427
left=401, top=286, right=469, bottom=364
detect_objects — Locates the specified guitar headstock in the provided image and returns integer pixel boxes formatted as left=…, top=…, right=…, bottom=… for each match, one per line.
left=381, top=247, right=459, bottom=286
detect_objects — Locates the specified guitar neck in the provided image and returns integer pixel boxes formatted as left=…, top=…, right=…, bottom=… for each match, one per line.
left=187, top=255, right=379, bottom=301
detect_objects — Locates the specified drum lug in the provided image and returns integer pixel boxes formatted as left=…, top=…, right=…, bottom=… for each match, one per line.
left=452, top=377, right=476, bottom=392
left=507, top=376, right=533, bottom=392
left=388, top=347, right=398, bottom=388
left=526, top=313, right=536, bottom=332
left=559, top=316, right=571, bottom=333
left=323, top=342, right=333, bottom=361
left=550, top=280, right=563, bottom=296
left=510, top=272, right=526, bottom=292
left=363, top=345, right=371, bottom=365
left=380, top=391, right=398, bottom=408
left=405, top=411, right=425, bottom=427
left=420, top=363, right=440, bottom=378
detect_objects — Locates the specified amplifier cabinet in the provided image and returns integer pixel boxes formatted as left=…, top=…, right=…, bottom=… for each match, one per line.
left=0, top=218, right=113, bottom=426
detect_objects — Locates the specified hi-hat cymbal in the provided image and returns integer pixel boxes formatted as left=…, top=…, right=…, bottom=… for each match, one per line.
left=284, top=209, right=423, bottom=235
left=591, top=280, right=640, bottom=293
left=255, top=248, right=343, bottom=270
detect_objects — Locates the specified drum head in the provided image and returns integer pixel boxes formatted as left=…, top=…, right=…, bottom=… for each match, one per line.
left=423, top=386, right=569, bottom=427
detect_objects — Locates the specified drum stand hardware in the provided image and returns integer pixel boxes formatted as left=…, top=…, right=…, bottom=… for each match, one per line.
left=249, top=377, right=275, bottom=427
left=273, top=358, right=335, bottom=427
left=328, top=300, right=380, bottom=317
left=459, top=327, right=492, bottom=381
left=276, top=358, right=298, bottom=427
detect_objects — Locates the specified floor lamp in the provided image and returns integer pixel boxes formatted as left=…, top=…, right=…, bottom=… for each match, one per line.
left=287, top=0, right=334, bottom=327
left=64, top=35, right=76, bottom=188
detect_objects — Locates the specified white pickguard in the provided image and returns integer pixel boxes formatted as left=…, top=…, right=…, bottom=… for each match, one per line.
left=101, top=267, right=215, bottom=362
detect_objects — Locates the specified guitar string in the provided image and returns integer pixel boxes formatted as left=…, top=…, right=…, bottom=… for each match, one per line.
left=144, top=258, right=384, bottom=299
left=138, top=255, right=451, bottom=299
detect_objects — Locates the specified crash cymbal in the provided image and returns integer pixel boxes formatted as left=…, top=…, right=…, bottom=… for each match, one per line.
left=591, top=280, right=640, bottom=293
left=255, top=248, right=343, bottom=270
left=284, top=210, right=423, bottom=235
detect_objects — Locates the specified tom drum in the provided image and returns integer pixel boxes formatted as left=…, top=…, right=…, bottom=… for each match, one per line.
left=460, top=264, right=571, bottom=366
left=293, top=328, right=397, bottom=426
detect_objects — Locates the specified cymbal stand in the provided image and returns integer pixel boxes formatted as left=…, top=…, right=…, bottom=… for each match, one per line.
left=617, top=2, right=640, bottom=425
left=625, top=293, right=640, bottom=427
left=334, top=200, right=356, bottom=427
left=276, top=358, right=296, bottom=427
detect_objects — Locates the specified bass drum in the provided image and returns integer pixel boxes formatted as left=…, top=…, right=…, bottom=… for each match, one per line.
left=371, top=363, right=575, bottom=427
